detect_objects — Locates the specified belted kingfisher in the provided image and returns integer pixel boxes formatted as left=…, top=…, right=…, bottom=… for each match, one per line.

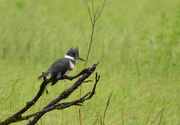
left=38, top=48, right=85, bottom=85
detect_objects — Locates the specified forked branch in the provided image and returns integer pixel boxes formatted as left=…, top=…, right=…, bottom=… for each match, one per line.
left=0, top=63, right=100, bottom=125
left=83, top=0, right=107, bottom=67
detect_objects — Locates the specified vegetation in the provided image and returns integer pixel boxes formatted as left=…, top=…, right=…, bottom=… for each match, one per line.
left=0, top=0, right=179, bottom=124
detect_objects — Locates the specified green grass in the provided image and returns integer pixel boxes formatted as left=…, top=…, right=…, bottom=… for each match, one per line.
left=0, top=0, right=180, bottom=124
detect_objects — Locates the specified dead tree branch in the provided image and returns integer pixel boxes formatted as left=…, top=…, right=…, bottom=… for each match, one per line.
left=0, top=63, right=99, bottom=125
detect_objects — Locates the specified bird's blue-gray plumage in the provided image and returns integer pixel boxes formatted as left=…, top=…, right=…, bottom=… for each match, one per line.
left=47, top=58, right=75, bottom=77
left=38, top=48, right=84, bottom=85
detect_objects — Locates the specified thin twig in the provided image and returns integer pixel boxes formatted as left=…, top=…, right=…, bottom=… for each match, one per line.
left=84, top=0, right=106, bottom=68
left=80, top=21, right=87, bottom=43
left=4, top=79, right=20, bottom=103
left=95, top=0, right=106, bottom=22
left=80, top=1, right=106, bottom=125
left=84, top=0, right=93, bottom=26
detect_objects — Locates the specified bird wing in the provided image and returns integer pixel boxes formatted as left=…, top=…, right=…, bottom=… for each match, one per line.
left=47, top=58, right=69, bottom=76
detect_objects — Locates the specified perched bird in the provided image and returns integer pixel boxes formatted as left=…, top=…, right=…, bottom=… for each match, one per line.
left=38, top=48, right=85, bottom=85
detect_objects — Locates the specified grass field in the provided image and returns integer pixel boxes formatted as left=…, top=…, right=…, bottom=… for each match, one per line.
left=0, top=0, right=180, bottom=124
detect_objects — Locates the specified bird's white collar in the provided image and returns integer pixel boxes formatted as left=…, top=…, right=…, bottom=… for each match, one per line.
left=64, top=54, right=75, bottom=60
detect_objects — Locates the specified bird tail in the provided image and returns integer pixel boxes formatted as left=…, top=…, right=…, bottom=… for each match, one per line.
left=38, top=72, right=49, bottom=80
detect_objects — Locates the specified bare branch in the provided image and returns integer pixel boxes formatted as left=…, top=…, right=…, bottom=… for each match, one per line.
left=27, top=63, right=99, bottom=125
left=0, top=63, right=99, bottom=125
left=79, top=0, right=106, bottom=124
left=2, top=80, right=98, bottom=124
left=84, top=0, right=106, bottom=68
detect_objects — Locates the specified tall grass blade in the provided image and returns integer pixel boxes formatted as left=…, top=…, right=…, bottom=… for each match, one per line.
left=93, top=113, right=100, bottom=125
left=102, top=91, right=113, bottom=125
left=158, top=108, right=165, bottom=125
left=121, top=103, right=124, bottom=125
left=146, top=101, right=157, bottom=124
left=150, top=88, right=179, bottom=124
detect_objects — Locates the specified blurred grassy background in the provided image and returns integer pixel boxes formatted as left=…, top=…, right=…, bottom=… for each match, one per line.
left=0, top=0, right=180, bottom=124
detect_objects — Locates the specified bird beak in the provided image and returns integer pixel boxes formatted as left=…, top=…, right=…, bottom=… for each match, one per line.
left=76, top=57, right=85, bottom=61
